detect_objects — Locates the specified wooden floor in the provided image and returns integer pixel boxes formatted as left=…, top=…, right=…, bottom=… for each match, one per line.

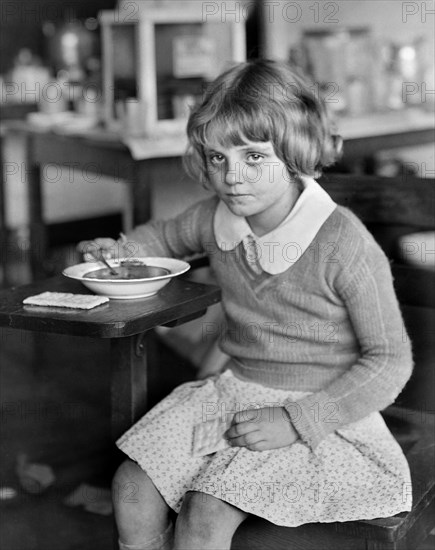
left=1, top=248, right=434, bottom=550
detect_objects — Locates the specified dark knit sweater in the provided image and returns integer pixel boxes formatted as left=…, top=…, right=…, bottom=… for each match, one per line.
left=124, top=195, right=413, bottom=450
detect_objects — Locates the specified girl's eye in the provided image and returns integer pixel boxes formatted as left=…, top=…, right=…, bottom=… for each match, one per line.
left=246, top=153, right=264, bottom=163
left=208, top=154, right=225, bottom=165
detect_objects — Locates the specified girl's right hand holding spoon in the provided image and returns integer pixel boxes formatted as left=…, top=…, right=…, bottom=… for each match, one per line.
left=76, top=237, right=119, bottom=262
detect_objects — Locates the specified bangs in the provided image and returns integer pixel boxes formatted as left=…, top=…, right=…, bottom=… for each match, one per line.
left=184, top=60, right=340, bottom=184
left=194, top=102, right=273, bottom=150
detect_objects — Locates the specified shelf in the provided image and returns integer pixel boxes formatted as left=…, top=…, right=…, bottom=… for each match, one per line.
left=338, top=107, right=434, bottom=140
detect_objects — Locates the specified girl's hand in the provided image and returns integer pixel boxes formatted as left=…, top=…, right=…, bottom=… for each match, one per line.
left=76, top=238, right=119, bottom=262
left=225, top=407, right=299, bottom=452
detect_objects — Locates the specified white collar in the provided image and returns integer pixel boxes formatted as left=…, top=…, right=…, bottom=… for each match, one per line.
left=213, top=176, right=337, bottom=274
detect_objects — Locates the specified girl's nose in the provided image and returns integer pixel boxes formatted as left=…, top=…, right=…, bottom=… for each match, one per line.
left=224, top=162, right=241, bottom=185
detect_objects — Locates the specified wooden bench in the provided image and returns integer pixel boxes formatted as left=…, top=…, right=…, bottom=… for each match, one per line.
left=229, top=174, right=435, bottom=550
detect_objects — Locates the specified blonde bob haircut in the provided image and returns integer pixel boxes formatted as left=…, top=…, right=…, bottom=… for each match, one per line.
left=185, top=59, right=341, bottom=187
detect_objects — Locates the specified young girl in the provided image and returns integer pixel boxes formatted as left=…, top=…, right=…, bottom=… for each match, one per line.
left=80, top=59, right=413, bottom=550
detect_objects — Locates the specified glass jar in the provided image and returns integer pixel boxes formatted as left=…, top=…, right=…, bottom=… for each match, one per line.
left=301, top=27, right=374, bottom=116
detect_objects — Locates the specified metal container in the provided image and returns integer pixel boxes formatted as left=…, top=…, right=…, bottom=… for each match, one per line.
left=43, top=19, right=99, bottom=83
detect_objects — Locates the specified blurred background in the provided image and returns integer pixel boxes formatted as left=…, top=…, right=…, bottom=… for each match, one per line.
left=0, top=1, right=434, bottom=549
left=1, top=0, right=434, bottom=285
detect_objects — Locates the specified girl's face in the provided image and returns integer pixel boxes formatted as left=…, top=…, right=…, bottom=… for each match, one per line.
left=204, top=139, right=300, bottom=237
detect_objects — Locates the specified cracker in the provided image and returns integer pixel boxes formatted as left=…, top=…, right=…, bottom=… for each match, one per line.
left=23, top=292, right=109, bottom=310
left=192, top=418, right=231, bottom=457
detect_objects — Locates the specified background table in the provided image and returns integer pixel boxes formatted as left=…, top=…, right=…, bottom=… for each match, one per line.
left=2, top=122, right=157, bottom=280
left=0, top=275, right=221, bottom=440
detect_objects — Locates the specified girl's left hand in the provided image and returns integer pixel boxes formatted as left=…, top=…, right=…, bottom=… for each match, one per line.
left=225, top=407, right=299, bottom=452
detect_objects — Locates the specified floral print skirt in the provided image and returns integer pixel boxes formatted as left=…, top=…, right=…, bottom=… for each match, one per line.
left=116, top=370, right=412, bottom=527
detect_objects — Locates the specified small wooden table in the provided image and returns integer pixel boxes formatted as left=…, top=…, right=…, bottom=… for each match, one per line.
left=0, top=275, right=221, bottom=440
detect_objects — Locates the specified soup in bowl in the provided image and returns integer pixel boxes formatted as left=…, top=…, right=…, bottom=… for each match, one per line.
left=63, top=257, right=190, bottom=299
left=83, top=264, right=171, bottom=280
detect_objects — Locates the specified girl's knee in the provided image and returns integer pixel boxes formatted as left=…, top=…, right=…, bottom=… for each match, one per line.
left=182, top=491, right=229, bottom=516
left=112, top=459, right=148, bottom=510
left=177, top=491, right=246, bottom=540
left=112, top=460, right=171, bottom=544
left=112, top=459, right=143, bottom=489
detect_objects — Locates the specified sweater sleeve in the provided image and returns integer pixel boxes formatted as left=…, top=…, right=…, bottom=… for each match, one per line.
left=118, top=197, right=218, bottom=259
left=285, top=237, right=413, bottom=451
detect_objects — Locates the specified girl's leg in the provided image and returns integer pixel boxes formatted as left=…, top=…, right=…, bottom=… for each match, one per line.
left=174, top=491, right=248, bottom=550
left=113, top=459, right=172, bottom=549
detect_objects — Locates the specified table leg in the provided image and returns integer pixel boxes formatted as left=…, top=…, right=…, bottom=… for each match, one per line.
left=110, top=333, right=150, bottom=442
left=27, top=160, right=47, bottom=281
left=110, top=332, right=158, bottom=550
left=131, top=161, right=152, bottom=226
left=0, top=136, right=8, bottom=286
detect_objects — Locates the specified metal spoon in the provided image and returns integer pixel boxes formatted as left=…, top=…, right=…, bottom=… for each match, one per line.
left=89, top=249, right=118, bottom=276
